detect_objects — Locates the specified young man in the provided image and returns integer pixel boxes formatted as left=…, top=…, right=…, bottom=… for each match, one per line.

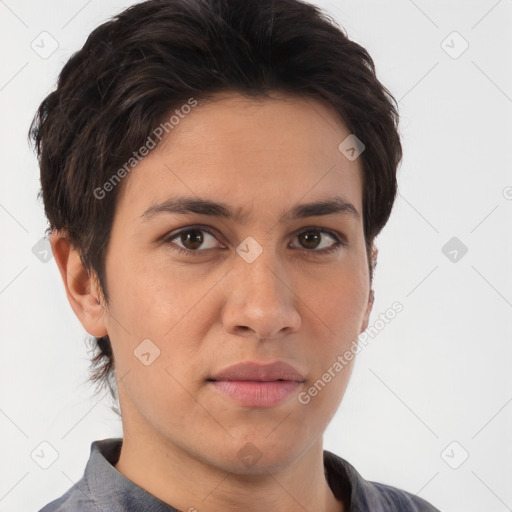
left=30, top=0, right=440, bottom=510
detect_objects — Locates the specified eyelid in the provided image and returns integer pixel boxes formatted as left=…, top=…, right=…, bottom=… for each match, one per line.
left=161, top=224, right=225, bottom=248
left=162, top=224, right=347, bottom=255
left=290, top=225, right=346, bottom=244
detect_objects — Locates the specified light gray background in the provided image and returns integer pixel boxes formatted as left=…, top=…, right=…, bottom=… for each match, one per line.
left=1, top=1, right=511, bottom=511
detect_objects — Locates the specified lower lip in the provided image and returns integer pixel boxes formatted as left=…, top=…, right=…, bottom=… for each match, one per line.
left=209, top=380, right=302, bottom=408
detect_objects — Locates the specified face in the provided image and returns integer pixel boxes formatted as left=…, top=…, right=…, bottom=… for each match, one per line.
left=73, top=92, right=374, bottom=474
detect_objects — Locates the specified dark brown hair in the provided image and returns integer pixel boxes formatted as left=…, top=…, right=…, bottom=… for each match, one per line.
left=29, top=0, right=402, bottom=415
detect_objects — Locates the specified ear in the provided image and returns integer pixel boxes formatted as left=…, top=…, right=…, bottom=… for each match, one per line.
left=49, top=230, right=108, bottom=338
left=359, top=246, right=378, bottom=333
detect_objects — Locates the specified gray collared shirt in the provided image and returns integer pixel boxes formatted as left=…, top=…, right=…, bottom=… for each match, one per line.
left=37, top=438, right=440, bottom=511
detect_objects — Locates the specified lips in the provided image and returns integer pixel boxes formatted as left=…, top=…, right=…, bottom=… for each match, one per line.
left=209, top=360, right=306, bottom=383
left=208, top=361, right=305, bottom=408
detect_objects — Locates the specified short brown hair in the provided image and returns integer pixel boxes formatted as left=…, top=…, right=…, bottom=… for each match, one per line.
left=29, top=0, right=402, bottom=414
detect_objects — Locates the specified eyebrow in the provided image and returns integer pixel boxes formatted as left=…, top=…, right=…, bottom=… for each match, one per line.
left=139, top=195, right=360, bottom=224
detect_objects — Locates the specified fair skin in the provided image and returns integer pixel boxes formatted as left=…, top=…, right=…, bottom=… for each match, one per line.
left=51, top=91, right=376, bottom=512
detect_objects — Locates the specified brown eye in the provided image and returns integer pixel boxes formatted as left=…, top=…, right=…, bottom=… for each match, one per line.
left=298, top=231, right=322, bottom=249
left=163, top=227, right=222, bottom=255
left=163, top=226, right=345, bottom=257
left=179, top=229, right=204, bottom=250
left=292, top=228, right=345, bottom=254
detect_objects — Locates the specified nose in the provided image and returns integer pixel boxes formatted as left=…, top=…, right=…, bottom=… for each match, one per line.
left=222, top=248, right=301, bottom=341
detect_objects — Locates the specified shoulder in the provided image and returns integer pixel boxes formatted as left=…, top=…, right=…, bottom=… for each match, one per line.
left=369, top=481, right=441, bottom=512
left=36, top=438, right=123, bottom=512
left=323, top=450, right=441, bottom=512
left=36, top=476, right=98, bottom=512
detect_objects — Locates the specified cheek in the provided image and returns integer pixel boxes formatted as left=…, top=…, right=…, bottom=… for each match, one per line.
left=105, top=251, right=187, bottom=335
left=307, top=259, right=369, bottom=338
left=297, top=271, right=367, bottom=424
left=104, top=253, right=212, bottom=386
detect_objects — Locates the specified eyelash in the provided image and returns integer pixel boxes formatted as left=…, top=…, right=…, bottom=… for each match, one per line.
left=161, top=225, right=347, bottom=257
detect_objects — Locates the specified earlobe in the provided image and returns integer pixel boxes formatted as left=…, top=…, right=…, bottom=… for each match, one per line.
left=360, top=288, right=374, bottom=334
left=371, top=246, right=378, bottom=274
left=49, top=231, right=108, bottom=338
left=360, top=246, right=378, bottom=334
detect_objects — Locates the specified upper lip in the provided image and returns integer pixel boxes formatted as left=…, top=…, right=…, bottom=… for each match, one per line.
left=209, top=361, right=305, bottom=382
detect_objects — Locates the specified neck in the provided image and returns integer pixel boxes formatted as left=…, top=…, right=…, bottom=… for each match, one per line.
left=114, top=424, right=344, bottom=512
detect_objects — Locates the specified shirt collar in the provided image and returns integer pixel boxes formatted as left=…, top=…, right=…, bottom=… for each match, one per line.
left=86, top=438, right=180, bottom=512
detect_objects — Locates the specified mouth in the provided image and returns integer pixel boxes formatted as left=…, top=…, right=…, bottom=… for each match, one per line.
left=209, top=360, right=306, bottom=382
left=207, top=380, right=303, bottom=408
left=207, top=360, right=306, bottom=408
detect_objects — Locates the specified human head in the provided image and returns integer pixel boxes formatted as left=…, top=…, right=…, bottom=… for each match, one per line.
left=29, top=0, right=401, bottom=416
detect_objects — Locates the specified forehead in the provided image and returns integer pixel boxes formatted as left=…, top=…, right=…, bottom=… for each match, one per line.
left=116, top=92, right=364, bottom=223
